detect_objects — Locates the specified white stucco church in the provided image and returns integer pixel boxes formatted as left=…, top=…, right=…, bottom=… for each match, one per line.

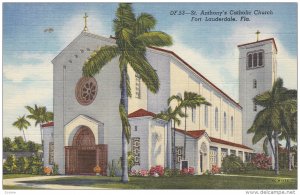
left=42, top=23, right=277, bottom=175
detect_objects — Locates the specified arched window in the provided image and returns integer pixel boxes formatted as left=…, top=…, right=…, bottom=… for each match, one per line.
left=248, top=54, right=252, bottom=68
left=135, top=73, right=141, bottom=99
left=247, top=50, right=264, bottom=69
left=258, top=52, right=263, bottom=66
left=253, top=79, right=257, bottom=89
left=253, top=53, right=258, bottom=67
left=204, top=105, right=208, bottom=127
left=231, top=116, right=234, bottom=136
left=215, top=108, right=218, bottom=131
left=224, top=112, right=227, bottom=134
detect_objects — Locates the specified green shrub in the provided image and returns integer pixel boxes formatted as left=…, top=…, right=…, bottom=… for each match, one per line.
left=108, top=160, right=121, bottom=177
left=163, top=168, right=181, bottom=177
left=245, top=162, right=257, bottom=172
left=3, top=154, right=17, bottom=173
left=16, top=156, right=29, bottom=173
left=221, top=154, right=246, bottom=174
left=28, top=154, right=43, bottom=175
left=52, top=163, right=59, bottom=175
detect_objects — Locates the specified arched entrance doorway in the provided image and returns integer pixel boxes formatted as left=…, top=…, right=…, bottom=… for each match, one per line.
left=65, top=126, right=107, bottom=175
left=200, top=142, right=208, bottom=173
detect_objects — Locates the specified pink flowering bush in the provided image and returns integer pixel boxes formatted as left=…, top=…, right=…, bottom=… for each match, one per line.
left=149, top=165, right=164, bottom=176
left=251, top=153, right=272, bottom=170
left=180, top=167, right=195, bottom=175
left=211, top=165, right=221, bottom=174
left=129, top=169, right=149, bottom=177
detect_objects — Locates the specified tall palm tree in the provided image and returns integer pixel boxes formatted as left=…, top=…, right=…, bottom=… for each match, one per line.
left=82, top=3, right=172, bottom=183
left=247, top=78, right=296, bottom=175
left=12, top=115, right=31, bottom=142
left=279, top=99, right=297, bottom=171
left=168, top=91, right=211, bottom=159
left=25, top=104, right=53, bottom=145
left=155, top=106, right=184, bottom=169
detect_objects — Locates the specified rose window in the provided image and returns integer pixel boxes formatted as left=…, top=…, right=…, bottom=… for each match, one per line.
left=75, top=77, right=98, bottom=105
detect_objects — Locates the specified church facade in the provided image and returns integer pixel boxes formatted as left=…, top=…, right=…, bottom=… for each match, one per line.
left=42, top=30, right=277, bottom=175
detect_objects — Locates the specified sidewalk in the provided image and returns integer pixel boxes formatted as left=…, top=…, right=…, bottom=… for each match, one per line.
left=3, top=175, right=106, bottom=190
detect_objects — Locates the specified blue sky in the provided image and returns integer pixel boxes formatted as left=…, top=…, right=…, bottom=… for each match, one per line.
left=3, top=3, right=297, bottom=143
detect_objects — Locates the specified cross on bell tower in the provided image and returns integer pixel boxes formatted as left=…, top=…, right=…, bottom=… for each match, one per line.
left=83, top=13, right=88, bottom=32
left=255, top=30, right=260, bottom=41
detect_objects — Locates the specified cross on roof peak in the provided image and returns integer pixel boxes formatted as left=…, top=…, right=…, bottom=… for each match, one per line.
left=255, top=30, right=260, bottom=42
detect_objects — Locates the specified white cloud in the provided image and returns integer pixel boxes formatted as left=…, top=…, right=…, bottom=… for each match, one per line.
left=3, top=53, right=54, bottom=83
left=3, top=52, right=54, bottom=143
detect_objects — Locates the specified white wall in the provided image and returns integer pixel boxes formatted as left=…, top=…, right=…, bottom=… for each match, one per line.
left=169, top=57, right=243, bottom=144
left=53, top=32, right=123, bottom=173
left=42, top=126, right=54, bottom=167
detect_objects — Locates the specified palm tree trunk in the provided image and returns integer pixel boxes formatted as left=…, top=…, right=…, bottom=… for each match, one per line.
left=121, top=66, right=129, bottom=183
left=287, top=137, right=292, bottom=171
left=173, top=121, right=176, bottom=170
left=22, top=129, right=27, bottom=142
left=183, top=107, right=187, bottom=160
left=274, top=130, right=279, bottom=175
left=268, top=136, right=275, bottom=156
left=39, top=124, right=43, bottom=146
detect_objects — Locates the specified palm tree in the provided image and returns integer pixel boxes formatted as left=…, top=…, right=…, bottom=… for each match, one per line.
left=82, top=3, right=172, bottom=183
left=247, top=78, right=296, bottom=175
left=155, top=106, right=184, bottom=169
left=280, top=99, right=297, bottom=171
left=25, top=104, right=53, bottom=145
left=168, top=91, right=211, bottom=159
left=12, top=115, right=31, bottom=142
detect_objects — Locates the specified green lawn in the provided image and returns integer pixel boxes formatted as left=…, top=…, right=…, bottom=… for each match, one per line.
left=3, top=185, right=42, bottom=190
left=3, top=174, right=40, bottom=179
left=233, top=169, right=297, bottom=178
left=18, top=174, right=297, bottom=189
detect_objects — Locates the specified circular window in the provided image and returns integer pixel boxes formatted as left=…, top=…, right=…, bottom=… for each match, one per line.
left=75, top=77, right=98, bottom=105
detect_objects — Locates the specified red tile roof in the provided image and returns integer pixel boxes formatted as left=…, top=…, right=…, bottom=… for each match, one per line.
left=128, top=109, right=156, bottom=118
left=149, top=46, right=242, bottom=109
left=237, top=38, right=277, bottom=52
left=41, top=121, right=54, bottom=128
left=175, top=128, right=206, bottom=139
left=175, top=128, right=252, bottom=150
left=209, top=137, right=252, bottom=150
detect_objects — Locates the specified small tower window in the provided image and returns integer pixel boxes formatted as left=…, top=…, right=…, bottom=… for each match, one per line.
left=135, top=73, right=141, bottom=99
left=253, top=79, right=257, bottom=89
left=254, top=103, right=257, bottom=111
left=248, top=54, right=252, bottom=68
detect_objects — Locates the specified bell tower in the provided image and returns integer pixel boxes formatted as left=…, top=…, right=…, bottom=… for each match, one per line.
left=238, top=33, right=278, bottom=153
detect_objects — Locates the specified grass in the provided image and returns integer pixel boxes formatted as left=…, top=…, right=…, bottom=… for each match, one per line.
left=3, top=174, right=40, bottom=179
left=3, top=185, right=42, bottom=190
left=233, top=169, right=297, bottom=178
left=4, top=169, right=297, bottom=189
left=20, top=174, right=297, bottom=189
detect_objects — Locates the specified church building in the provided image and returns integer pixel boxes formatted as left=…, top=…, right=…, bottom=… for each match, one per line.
left=42, top=23, right=277, bottom=175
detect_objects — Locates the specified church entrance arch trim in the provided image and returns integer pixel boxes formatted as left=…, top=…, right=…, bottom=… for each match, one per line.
left=64, top=114, right=104, bottom=146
